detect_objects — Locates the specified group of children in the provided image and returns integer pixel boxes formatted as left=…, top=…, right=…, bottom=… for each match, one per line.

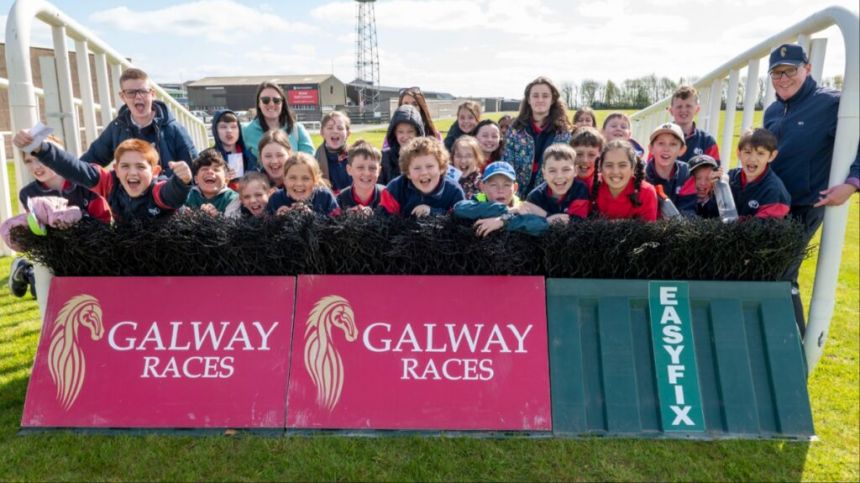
left=5, top=73, right=793, bottom=298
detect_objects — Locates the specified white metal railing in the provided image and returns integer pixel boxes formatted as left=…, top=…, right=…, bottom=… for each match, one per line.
left=631, top=6, right=859, bottom=374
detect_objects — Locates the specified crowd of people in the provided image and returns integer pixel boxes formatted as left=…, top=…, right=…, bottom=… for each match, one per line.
left=4, top=43, right=858, bottom=333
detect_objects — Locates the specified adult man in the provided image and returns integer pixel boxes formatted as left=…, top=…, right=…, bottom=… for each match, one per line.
left=82, top=68, right=196, bottom=176
left=763, top=43, right=860, bottom=333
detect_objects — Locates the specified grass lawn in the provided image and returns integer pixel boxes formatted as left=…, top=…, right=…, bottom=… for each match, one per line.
left=0, top=111, right=857, bottom=480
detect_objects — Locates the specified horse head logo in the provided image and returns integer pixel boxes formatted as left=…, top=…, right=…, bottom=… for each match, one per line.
left=48, top=295, right=104, bottom=410
left=303, top=295, right=358, bottom=411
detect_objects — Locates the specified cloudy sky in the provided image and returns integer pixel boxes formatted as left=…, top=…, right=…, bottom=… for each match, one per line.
left=2, top=0, right=857, bottom=98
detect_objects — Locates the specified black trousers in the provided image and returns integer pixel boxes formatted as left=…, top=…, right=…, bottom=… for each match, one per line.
left=784, top=205, right=827, bottom=337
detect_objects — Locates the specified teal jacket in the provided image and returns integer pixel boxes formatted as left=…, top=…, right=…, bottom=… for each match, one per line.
left=242, top=118, right=314, bottom=158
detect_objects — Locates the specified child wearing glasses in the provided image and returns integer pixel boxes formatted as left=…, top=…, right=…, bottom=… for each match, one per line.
left=80, top=68, right=197, bottom=177
left=242, top=81, right=315, bottom=159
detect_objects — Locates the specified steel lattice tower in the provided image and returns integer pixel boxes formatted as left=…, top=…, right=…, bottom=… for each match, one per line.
left=355, top=0, right=380, bottom=113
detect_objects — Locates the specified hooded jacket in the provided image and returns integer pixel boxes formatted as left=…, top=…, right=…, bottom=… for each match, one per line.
left=81, top=100, right=197, bottom=176
left=211, top=110, right=257, bottom=174
left=380, top=105, right=426, bottom=184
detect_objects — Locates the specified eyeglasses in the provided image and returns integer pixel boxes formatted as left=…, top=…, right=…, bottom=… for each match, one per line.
left=769, top=66, right=801, bottom=80
left=260, top=96, right=283, bottom=105
left=122, top=88, right=152, bottom=98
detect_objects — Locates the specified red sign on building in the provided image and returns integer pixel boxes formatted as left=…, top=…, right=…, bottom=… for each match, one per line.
left=287, top=88, right=319, bottom=105
left=286, top=275, right=551, bottom=431
left=21, top=277, right=295, bottom=428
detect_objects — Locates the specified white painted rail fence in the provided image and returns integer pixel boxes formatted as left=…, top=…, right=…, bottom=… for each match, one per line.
left=630, top=6, right=859, bottom=374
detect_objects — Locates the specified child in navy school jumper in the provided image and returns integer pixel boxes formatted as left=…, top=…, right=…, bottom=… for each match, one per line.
left=454, top=161, right=548, bottom=237
left=380, top=137, right=465, bottom=218
left=590, top=139, right=658, bottom=221
left=236, top=171, right=271, bottom=218
left=668, top=86, right=721, bottom=164
left=450, top=135, right=484, bottom=199
left=211, top=110, right=257, bottom=189
left=267, top=152, right=338, bottom=216
left=687, top=154, right=720, bottom=218
left=570, top=126, right=604, bottom=193
left=336, top=140, right=385, bottom=214
left=443, top=100, right=481, bottom=153
left=520, top=144, right=590, bottom=223
left=185, top=148, right=240, bottom=217
left=602, top=112, right=645, bottom=157
left=645, top=122, right=697, bottom=215
left=380, top=105, right=425, bottom=184
left=729, top=128, right=791, bottom=219
left=314, top=111, right=352, bottom=193
left=13, top=131, right=191, bottom=222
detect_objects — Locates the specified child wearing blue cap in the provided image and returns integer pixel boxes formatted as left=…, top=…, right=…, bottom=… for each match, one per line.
left=454, top=161, right=548, bottom=237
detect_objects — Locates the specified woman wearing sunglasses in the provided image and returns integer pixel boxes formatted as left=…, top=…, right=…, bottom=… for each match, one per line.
left=242, top=81, right=315, bottom=158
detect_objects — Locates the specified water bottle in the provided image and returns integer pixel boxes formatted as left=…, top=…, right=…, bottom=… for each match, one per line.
left=655, top=185, right=682, bottom=220
left=714, top=173, right=738, bottom=222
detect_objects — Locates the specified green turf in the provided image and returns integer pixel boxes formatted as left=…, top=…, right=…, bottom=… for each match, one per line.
left=0, top=112, right=857, bottom=481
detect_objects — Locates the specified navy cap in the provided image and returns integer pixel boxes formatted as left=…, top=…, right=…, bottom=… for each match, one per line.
left=482, top=161, right=516, bottom=182
left=688, top=154, right=719, bottom=173
left=768, top=44, right=808, bottom=72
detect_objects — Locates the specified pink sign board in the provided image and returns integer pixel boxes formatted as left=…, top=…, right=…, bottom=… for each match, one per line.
left=286, top=275, right=551, bottom=431
left=21, top=277, right=295, bottom=428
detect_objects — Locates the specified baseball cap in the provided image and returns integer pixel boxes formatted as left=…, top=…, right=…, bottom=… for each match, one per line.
left=768, top=44, right=808, bottom=72
left=688, top=154, right=719, bottom=173
left=649, top=122, right=685, bottom=145
left=482, top=161, right=516, bottom=182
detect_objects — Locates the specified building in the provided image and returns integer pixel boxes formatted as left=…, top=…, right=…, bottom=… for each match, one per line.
left=186, top=75, right=347, bottom=123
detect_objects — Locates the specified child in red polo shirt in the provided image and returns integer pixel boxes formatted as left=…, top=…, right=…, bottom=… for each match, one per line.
left=590, top=139, right=658, bottom=221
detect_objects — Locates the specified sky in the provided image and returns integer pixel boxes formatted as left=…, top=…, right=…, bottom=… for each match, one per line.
left=1, top=0, right=857, bottom=98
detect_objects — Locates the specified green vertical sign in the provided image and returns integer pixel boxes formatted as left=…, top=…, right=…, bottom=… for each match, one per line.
left=648, top=282, right=705, bottom=432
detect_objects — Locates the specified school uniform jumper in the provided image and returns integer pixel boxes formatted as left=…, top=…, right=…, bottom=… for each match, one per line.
left=266, top=186, right=338, bottom=216
left=729, top=166, right=791, bottom=219
left=525, top=179, right=591, bottom=219
left=379, top=175, right=464, bottom=217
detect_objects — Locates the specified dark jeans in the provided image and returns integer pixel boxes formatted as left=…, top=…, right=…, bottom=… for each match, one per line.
left=784, top=205, right=826, bottom=336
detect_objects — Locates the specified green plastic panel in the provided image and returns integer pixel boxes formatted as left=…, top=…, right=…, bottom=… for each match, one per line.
left=547, top=279, right=814, bottom=439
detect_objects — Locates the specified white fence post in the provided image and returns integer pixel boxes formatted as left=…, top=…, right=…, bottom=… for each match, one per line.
left=809, top=38, right=828, bottom=82
left=741, top=58, right=760, bottom=137
left=50, top=24, right=81, bottom=155
left=73, top=38, right=98, bottom=148
left=94, top=52, right=113, bottom=129
left=706, top=79, right=723, bottom=141
left=721, top=70, right=740, bottom=166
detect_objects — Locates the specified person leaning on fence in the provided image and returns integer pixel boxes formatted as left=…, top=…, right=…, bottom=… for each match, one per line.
left=380, top=105, right=425, bottom=185
left=380, top=137, right=465, bottom=218
left=13, top=131, right=192, bottom=222
left=728, top=128, right=790, bottom=220
left=590, top=139, right=658, bottom=221
left=314, top=111, right=352, bottom=194
left=266, top=152, right=338, bottom=216
left=762, top=43, right=860, bottom=333
left=184, top=148, right=240, bottom=217
left=81, top=68, right=197, bottom=177
left=668, top=86, right=721, bottom=164
left=236, top=171, right=271, bottom=218
left=211, top=110, right=257, bottom=188
left=336, top=140, right=384, bottom=215
left=518, top=144, right=590, bottom=224
left=242, top=81, right=314, bottom=159
left=503, top=76, right=573, bottom=199
left=687, top=154, right=720, bottom=219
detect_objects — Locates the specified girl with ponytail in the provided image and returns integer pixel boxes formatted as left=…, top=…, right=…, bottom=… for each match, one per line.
left=590, top=139, right=658, bottom=221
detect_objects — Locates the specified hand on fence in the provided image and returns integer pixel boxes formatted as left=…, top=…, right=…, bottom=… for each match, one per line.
left=412, top=204, right=431, bottom=218
left=474, top=217, right=504, bottom=237
left=200, top=204, right=219, bottom=217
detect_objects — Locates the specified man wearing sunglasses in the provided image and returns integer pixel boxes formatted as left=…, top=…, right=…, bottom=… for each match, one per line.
left=763, top=43, right=859, bottom=333
left=81, top=68, right=196, bottom=176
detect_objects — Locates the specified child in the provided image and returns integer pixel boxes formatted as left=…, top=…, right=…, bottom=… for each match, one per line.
left=314, top=111, right=352, bottom=193
left=645, top=123, right=697, bottom=214
left=520, top=144, right=590, bottom=223
left=380, top=105, right=425, bottom=185
left=450, top=135, right=484, bottom=199
left=13, top=131, right=191, bottom=222
left=236, top=171, right=271, bottom=218
left=185, top=148, right=240, bottom=217
left=211, top=110, right=257, bottom=189
left=474, top=119, right=503, bottom=164
left=444, top=100, right=482, bottom=152
left=729, top=128, right=791, bottom=218
left=668, top=86, right=721, bottom=164
left=454, top=161, right=547, bottom=237
left=257, top=130, right=292, bottom=189
left=380, top=137, right=465, bottom=218
left=573, top=107, right=597, bottom=129
left=602, top=112, right=645, bottom=157
left=570, top=126, right=604, bottom=192
left=337, top=140, right=384, bottom=213
left=590, top=139, right=658, bottom=221
left=267, top=152, right=338, bottom=216
left=687, top=154, right=720, bottom=218
left=498, top=115, right=513, bottom=138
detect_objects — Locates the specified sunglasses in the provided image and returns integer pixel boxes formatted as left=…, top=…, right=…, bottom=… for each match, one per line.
left=260, top=96, right=283, bottom=105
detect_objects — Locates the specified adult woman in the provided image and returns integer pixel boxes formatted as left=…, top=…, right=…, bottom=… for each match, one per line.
left=242, top=81, right=314, bottom=158
left=502, top=77, right=573, bottom=198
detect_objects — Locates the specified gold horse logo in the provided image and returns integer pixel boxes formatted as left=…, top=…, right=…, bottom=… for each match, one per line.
left=48, top=295, right=104, bottom=410
left=304, top=295, right=358, bottom=411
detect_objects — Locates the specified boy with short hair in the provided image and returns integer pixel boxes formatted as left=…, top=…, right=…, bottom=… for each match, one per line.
left=211, top=110, right=256, bottom=186
left=315, top=111, right=353, bottom=193
left=337, top=140, right=384, bottom=213
left=570, top=126, right=604, bottom=192
left=729, top=128, right=791, bottom=218
left=13, top=130, right=192, bottom=222
left=668, top=86, right=721, bottom=164
left=380, top=137, right=464, bottom=217
left=82, top=67, right=196, bottom=175
left=454, top=161, right=547, bottom=236
left=380, top=105, right=426, bottom=185
left=645, top=123, right=697, bottom=214
left=185, top=148, right=240, bottom=216
left=687, top=154, right=720, bottom=218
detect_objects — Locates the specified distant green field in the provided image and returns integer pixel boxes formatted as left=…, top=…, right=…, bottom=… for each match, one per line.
left=0, top=112, right=857, bottom=481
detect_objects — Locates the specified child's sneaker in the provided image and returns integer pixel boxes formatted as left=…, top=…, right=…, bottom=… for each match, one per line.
left=8, top=257, right=29, bottom=297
